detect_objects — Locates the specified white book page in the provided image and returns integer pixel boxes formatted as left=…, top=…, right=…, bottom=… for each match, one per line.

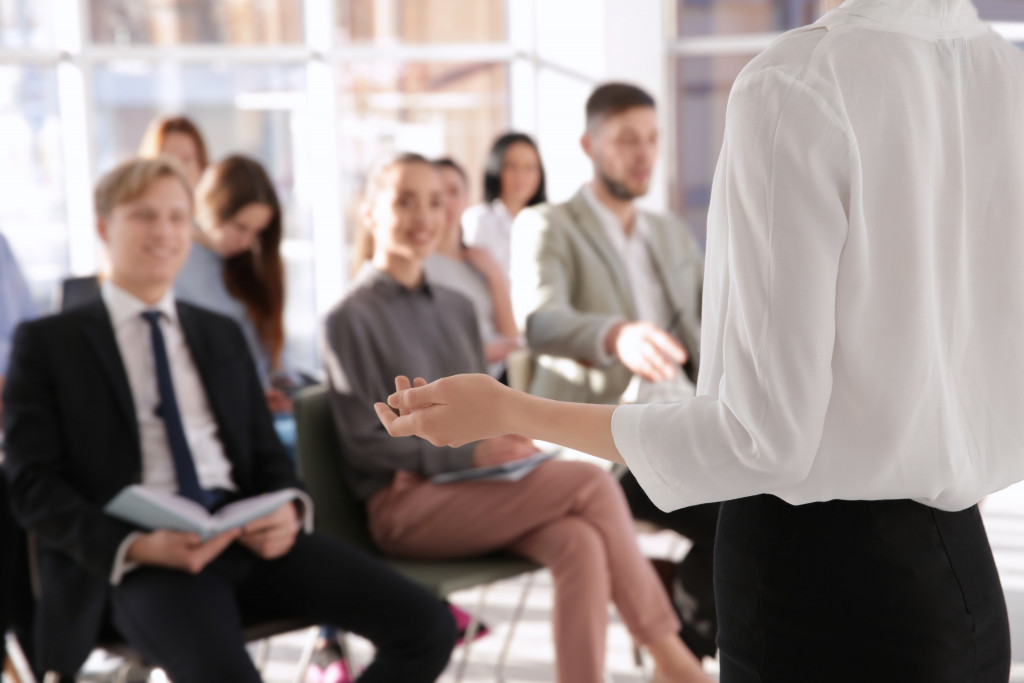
left=105, top=486, right=298, bottom=540
left=208, top=489, right=298, bottom=536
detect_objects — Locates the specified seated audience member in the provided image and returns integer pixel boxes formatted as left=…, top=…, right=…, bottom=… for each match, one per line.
left=323, top=152, right=710, bottom=683
left=511, top=82, right=719, bottom=658
left=0, top=231, right=38, bottom=667
left=1, top=157, right=456, bottom=682
left=461, top=133, right=546, bottom=279
left=424, top=158, right=519, bottom=380
left=175, top=155, right=297, bottom=441
left=138, top=115, right=209, bottom=187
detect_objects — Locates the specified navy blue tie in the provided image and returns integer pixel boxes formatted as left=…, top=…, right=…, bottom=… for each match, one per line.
left=140, top=311, right=208, bottom=507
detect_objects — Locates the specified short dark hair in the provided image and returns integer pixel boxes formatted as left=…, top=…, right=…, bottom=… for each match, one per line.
left=433, top=157, right=468, bottom=183
left=483, top=132, right=547, bottom=206
left=585, top=82, right=656, bottom=131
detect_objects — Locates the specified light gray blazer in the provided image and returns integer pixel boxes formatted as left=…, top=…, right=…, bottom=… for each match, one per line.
left=510, top=187, right=704, bottom=405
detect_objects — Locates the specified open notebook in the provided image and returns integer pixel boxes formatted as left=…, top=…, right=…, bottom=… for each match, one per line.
left=430, top=451, right=555, bottom=485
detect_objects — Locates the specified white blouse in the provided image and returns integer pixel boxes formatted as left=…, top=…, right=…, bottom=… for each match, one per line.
left=462, top=200, right=515, bottom=278
left=613, top=0, right=1024, bottom=512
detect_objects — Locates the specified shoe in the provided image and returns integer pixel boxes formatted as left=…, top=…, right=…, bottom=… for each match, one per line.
left=305, top=641, right=351, bottom=683
left=447, top=601, right=491, bottom=644
left=321, top=659, right=352, bottom=683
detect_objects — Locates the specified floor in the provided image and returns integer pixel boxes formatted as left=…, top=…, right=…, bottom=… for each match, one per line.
left=59, top=478, right=1024, bottom=682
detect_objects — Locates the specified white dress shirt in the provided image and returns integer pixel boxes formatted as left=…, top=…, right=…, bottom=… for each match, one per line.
left=613, top=0, right=1024, bottom=512
left=462, top=200, right=515, bottom=278
left=103, top=282, right=312, bottom=583
left=580, top=184, right=695, bottom=404
left=103, top=281, right=236, bottom=493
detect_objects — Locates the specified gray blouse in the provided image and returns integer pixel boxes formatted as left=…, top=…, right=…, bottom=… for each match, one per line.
left=423, top=252, right=505, bottom=378
left=175, top=241, right=271, bottom=387
left=323, top=263, right=485, bottom=501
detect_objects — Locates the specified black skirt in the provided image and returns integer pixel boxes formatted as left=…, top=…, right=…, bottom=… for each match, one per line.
left=714, top=495, right=1010, bottom=683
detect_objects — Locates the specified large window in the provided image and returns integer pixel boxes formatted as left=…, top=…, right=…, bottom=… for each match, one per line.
left=669, top=0, right=1024, bottom=247
left=0, top=0, right=512, bottom=375
left=89, top=0, right=305, bottom=45
left=0, top=64, right=65, bottom=309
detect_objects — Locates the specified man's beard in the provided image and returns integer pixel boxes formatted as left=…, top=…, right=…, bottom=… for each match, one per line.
left=597, top=167, right=644, bottom=201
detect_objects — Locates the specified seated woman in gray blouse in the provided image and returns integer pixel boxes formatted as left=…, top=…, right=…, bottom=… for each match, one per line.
left=175, top=154, right=293, bottom=417
left=323, top=152, right=710, bottom=683
left=423, top=157, right=519, bottom=380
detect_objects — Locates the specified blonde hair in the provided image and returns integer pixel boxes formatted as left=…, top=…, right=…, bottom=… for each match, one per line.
left=94, top=156, right=193, bottom=218
left=351, top=151, right=433, bottom=277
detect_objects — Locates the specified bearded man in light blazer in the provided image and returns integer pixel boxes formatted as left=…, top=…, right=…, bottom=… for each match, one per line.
left=510, top=82, right=719, bottom=661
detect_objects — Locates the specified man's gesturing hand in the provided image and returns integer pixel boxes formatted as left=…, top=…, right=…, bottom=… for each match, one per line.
left=604, top=321, right=688, bottom=383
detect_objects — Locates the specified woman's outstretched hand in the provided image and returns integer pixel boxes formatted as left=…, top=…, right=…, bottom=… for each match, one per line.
left=374, top=373, right=511, bottom=447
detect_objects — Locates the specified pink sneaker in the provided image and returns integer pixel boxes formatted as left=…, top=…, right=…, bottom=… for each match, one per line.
left=321, top=659, right=353, bottom=683
left=448, top=602, right=491, bottom=645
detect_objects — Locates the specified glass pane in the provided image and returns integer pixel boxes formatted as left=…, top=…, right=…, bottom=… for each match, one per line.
left=336, top=0, right=506, bottom=44
left=89, top=0, right=304, bottom=45
left=677, top=0, right=822, bottom=37
left=335, top=60, right=508, bottom=237
left=91, top=63, right=318, bottom=371
left=0, top=0, right=56, bottom=48
left=672, top=54, right=755, bottom=248
left=0, top=65, right=66, bottom=312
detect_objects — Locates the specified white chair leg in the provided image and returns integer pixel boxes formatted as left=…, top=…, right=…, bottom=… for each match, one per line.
left=495, top=572, right=536, bottom=682
left=292, top=626, right=320, bottom=683
left=5, top=632, right=36, bottom=683
left=452, top=585, right=491, bottom=683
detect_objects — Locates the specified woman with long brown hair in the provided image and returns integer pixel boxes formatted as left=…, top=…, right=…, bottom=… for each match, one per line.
left=176, top=154, right=290, bottom=414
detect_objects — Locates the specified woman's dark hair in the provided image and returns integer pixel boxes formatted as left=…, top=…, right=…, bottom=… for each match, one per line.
left=195, top=154, right=285, bottom=368
left=482, top=132, right=546, bottom=206
left=352, top=152, right=435, bottom=277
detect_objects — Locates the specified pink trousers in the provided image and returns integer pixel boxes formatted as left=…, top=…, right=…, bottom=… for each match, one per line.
left=367, top=460, right=681, bottom=683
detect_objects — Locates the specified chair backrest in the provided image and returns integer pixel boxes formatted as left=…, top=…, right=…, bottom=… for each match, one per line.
left=59, top=275, right=100, bottom=311
left=293, top=385, right=376, bottom=553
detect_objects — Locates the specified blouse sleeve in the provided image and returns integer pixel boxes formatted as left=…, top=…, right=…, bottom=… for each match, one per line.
left=613, top=68, right=855, bottom=510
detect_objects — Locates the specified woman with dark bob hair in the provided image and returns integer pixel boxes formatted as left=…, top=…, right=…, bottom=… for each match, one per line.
left=461, top=132, right=546, bottom=278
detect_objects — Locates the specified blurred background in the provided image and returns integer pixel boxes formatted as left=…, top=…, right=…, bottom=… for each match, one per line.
left=1, top=0, right=1021, bottom=373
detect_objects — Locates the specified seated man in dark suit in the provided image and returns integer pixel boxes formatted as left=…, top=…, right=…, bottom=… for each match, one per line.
left=1, top=157, right=456, bottom=682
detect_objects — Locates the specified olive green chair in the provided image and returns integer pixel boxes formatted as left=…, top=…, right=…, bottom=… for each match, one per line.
left=294, top=385, right=540, bottom=682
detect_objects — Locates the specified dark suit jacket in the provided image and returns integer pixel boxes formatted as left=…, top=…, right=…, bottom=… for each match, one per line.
left=1, top=298, right=298, bottom=674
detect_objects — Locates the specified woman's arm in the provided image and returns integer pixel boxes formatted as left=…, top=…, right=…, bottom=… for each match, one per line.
left=376, top=374, right=622, bottom=465
left=463, top=246, right=519, bottom=340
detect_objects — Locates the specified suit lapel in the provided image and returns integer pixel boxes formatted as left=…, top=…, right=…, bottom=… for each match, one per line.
left=565, top=189, right=637, bottom=318
left=80, top=300, right=140, bottom=448
left=642, top=214, right=702, bottom=383
left=176, top=303, right=240, bottom=465
left=643, top=214, right=683, bottom=314
left=176, top=303, right=221, bottom=420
